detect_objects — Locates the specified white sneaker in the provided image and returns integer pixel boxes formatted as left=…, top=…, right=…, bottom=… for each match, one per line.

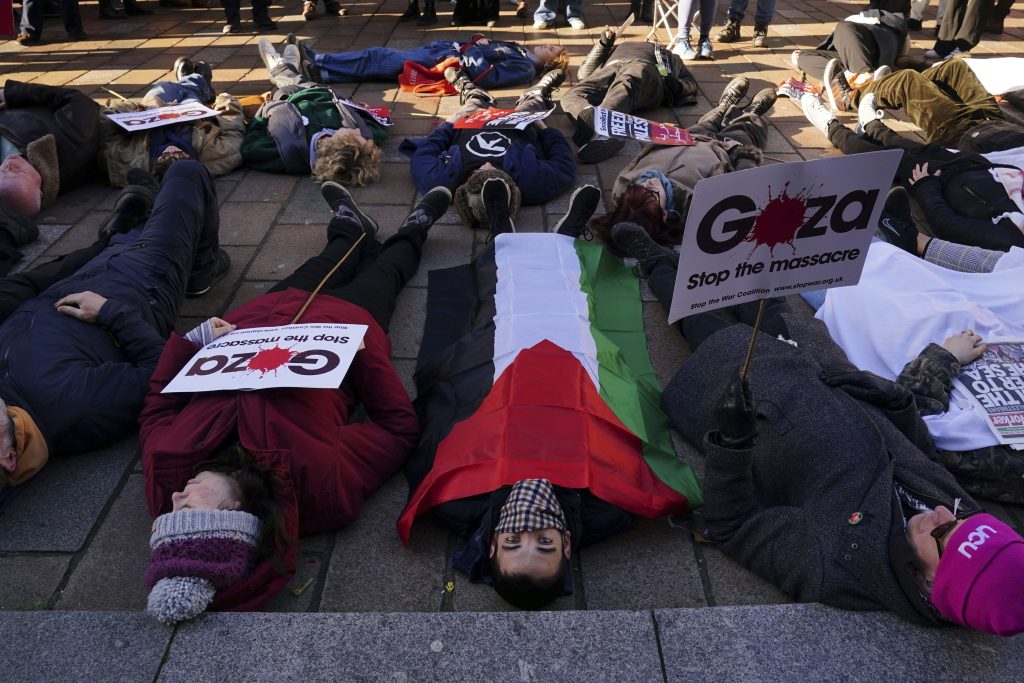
left=801, top=92, right=835, bottom=136
left=790, top=49, right=802, bottom=70
left=856, top=92, right=884, bottom=135
left=257, top=38, right=282, bottom=71
left=672, top=38, right=696, bottom=60
left=533, top=18, right=551, bottom=29
left=568, top=17, right=586, bottom=29
left=872, top=64, right=891, bottom=82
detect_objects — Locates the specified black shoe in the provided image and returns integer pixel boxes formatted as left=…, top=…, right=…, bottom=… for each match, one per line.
left=324, top=1, right=341, bottom=15
left=877, top=187, right=918, bottom=254
left=298, top=40, right=322, bottom=82
left=321, top=181, right=378, bottom=238
left=98, top=184, right=155, bottom=240
left=417, top=6, right=436, bottom=25
left=714, top=17, right=741, bottom=43
left=535, top=68, right=565, bottom=99
left=398, top=1, right=420, bottom=21
left=254, top=18, right=278, bottom=31
left=186, top=248, right=231, bottom=298
left=124, top=0, right=153, bottom=14
left=577, top=137, right=625, bottom=164
left=222, top=21, right=241, bottom=33
left=719, top=76, right=749, bottom=109
left=67, top=28, right=88, bottom=39
left=554, top=185, right=601, bottom=238
left=126, top=167, right=160, bottom=193
left=610, top=222, right=678, bottom=274
left=744, top=87, right=777, bottom=116
left=193, top=61, right=214, bottom=92
left=907, top=17, right=922, bottom=31
left=173, top=57, right=195, bottom=82
left=482, top=178, right=515, bottom=236
left=397, top=186, right=452, bottom=233
left=99, top=6, right=127, bottom=19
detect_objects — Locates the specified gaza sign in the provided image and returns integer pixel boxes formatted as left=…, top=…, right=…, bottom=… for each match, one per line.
left=668, top=149, right=902, bottom=322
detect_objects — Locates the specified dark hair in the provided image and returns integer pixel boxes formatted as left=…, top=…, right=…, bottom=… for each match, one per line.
left=588, top=184, right=684, bottom=256
left=195, top=442, right=289, bottom=566
left=490, top=552, right=569, bottom=610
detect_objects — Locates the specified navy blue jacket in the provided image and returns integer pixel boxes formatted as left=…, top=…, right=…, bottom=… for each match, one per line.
left=400, top=122, right=576, bottom=205
left=0, top=245, right=166, bottom=454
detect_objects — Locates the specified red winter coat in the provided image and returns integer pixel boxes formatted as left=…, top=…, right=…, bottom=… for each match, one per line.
left=139, top=288, right=419, bottom=611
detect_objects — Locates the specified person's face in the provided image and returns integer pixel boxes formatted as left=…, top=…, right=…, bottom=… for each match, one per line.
left=0, top=155, right=42, bottom=217
left=640, top=177, right=667, bottom=211
left=171, top=471, right=241, bottom=512
left=907, top=506, right=964, bottom=581
left=531, top=45, right=563, bottom=66
left=490, top=528, right=571, bottom=580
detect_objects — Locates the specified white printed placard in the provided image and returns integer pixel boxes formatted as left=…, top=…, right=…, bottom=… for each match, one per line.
left=163, top=323, right=368, bottom=393
left=952, top=342, right=1024, bottom=445
left=667, top=149, right=902, bottom=322
left=106, top=102, right=219, bottom=132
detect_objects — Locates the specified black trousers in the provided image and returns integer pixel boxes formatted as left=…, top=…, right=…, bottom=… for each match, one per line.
left=221, top=0, right=270, bottom=24
left=647, top=260, right=788, bottom=349
left=561, top=59, right=665, bottom=145
left=270, top=219, right=426, bottom=333
left=691, top=103, right=769, bottom=149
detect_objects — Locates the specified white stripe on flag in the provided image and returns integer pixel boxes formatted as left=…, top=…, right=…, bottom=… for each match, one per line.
left=492, top=233, right=600, bottom=388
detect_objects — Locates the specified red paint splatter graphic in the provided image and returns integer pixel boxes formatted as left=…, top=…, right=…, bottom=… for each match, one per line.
left=744, top=183, right=811, bottom=256
left=246, top=345, right=295, bottom=376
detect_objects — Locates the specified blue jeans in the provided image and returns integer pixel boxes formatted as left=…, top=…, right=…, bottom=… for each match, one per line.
left=727, top=0, right=774, bottom=25
left=312, top=40, right=454, bottom=83
left=144, top=74, right=215, bottom=105
left=20, top=0, right=82, bottom=38
left=534, top=0, right=581, bottom=22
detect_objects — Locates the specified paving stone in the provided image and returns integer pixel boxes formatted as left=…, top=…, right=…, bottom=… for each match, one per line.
left=0, top=555, right=70, bottom=610
left=0, top=437, right=138, bottom=552
left=228, top=171, right=299, bottom=203
left=582, top=516, right=707, bottom=610
left=179, top=245, right=257, bottom=318
left=56, top=474, right=152, bottom=611
left=217, top=202, right=284, bottom=245
left=656, top=604, right=1024, bottom=682
left=319, top=475, right=447, bottom=612
left=388, top=286, right=427, bottom=360
left=699, top=542, right=793, bottom=607
left=163, top=610, right=663, bottom=682
left=276, top=179, right=331, bottom=225
left=0, top=612, right=171, bottom=681
left=266, top=553, right=322, bottom=613
left=245, top=224, right=328, bottom=280
left=226, top=280, right=275, bottom=312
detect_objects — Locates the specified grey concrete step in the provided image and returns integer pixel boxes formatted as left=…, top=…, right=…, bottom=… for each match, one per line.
left=2, top=604, right=1021, bottom=682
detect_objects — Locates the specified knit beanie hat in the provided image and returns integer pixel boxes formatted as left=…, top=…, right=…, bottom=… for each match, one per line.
left=145, top=509, right=262, bottom=625
left=931, top=514, right=1024, bottom=636
left=454, top=168, right=521, bottom=231
left=25, top=134, right=59, bottom=209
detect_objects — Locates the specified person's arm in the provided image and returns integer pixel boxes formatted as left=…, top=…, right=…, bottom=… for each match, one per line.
left=407, top=122, right=461, bottom=194
left=460, top=45, right=537, bottom=89
left=3, top=80, right=100, bottom=151
left=578, top=30, right=615, bottom=81
left=55, top=291, right=164, bottom=369
left=896, top=332, right=987, bottom=415
left=504, top=128, right=576, bottom=205
left=194, top=93, right=245, bottom=177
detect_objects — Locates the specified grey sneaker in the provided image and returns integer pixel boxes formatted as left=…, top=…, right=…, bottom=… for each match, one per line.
left=321, top=181, right=378, bottom=238
left=715, top=18, right=741, bottom=43
left=752, top=24, right=768, bottom=47
left=801, top=93, right=836, bottom=136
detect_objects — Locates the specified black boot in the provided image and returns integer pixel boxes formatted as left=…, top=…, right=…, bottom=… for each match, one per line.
left=391, top=187, right=452, bottom=248
left=99, top=0, right=128, bottom=19
left=398, top=0, right=419, bottom=21
left=610, top=222, right=678, bottom=275
left=124, top=0, right=153, bottom=15
left=98, top=184, right=156, bottom=240
left=554, top=185, right=601, bottom=238
left=482, top=178, right=515, bottom=237
left=417, top=1, right=436, bottom=25
left=321, top=181, right=378, bottom=238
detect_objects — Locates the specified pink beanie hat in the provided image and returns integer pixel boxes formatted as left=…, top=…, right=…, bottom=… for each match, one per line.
left=931, top=514, right=1024, bottom=636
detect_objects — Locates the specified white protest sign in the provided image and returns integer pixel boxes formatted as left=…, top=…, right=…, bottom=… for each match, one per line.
left=162, top=323, right=368, bottom=394
left=667, top=149, right=901, bottom=322
left=106, top=102, right=219, bottom=132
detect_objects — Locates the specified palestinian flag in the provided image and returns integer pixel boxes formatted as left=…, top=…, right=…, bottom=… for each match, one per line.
left=397, top=233, right=702, bottom=543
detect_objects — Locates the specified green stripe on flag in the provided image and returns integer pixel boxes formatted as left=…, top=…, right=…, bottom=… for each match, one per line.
left=574, top=241, right=703, bottom=508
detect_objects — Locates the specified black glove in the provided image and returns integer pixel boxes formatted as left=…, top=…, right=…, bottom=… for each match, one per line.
left=819, top=367, right=913, bottom=411
left=712, top=375, right=758, bottom=449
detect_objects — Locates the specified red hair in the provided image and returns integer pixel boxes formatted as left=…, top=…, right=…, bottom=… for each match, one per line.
left=588, top=184, right=684, bottom=256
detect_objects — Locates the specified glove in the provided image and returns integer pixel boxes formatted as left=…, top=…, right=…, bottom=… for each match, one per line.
left=712, top=375, right=758, bottom=449
left=819, top=367, right=913, bottom=410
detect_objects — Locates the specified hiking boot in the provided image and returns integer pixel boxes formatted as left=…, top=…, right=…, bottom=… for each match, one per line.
left=321, top=181, right=378, bottom=238
left=856, top=92, right=884, bottom=135
left=823, top=58, right=853, bottom=112
left=714, top=18, right=741, bottom=43
left=173, top=56, right=195, bottom=82
left=98, top=184, right=155, bottom=240
left=398, top=0, right=419, bottom=21
left=553, top=185, right=601, bottom=238
left=535, top=68, right=565, bottom=99
left=397, top=186, right=453, bottom=233
left=801, top=93, right=835, bottom=136
left=877, top=187, right=919, bottom=254
left=186, top=248, right=231, bottom=298
left=752, top=23, right=768, bottom=47
left=302, top=0, right=315, bottom=19
left=719, top=76, right=749, bottom=109
left=577, top=137, right=625, bottom=164
left=193, top=61, right=214, bottom=93
left=610, top=222, right=677, bottom=275
left=482, top=177, right=515, bottom=236
left=744, top=87, right=777, bottom=116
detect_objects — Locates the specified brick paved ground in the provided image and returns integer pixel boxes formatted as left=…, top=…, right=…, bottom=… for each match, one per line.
left=1, top=1, right=1023, bottom=676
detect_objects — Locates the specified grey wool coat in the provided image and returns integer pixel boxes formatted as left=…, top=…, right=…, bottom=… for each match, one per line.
left=662, top=314, right=978, bottom=626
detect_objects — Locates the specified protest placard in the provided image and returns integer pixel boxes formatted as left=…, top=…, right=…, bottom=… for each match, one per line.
left=163, top=323, right=368, bottom=394
left=106, top=102, right=220, bottom=132
left=952, top=342, right=1024, bottom=445
left=592, top=107, right=693, bottom=146
left=335, top=97, right=393, bottom=126
left=667, top=149, right=902, bottom=322
left=454, top=107, right=554, bottom=130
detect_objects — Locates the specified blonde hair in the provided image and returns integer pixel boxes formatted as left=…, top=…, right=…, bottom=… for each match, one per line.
left=312, top=134, right=381, bottom=187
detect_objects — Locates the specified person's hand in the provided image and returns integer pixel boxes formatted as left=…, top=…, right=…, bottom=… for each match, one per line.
left=908, top=162, right=940, bottom=186
left=603, top=27, right=615, bottom=41
left=820, top=367, right=912, bottom=410
left=210, top=317, right=236, bottom=340
left=942, top=330, right=987, bottom=365
left=713, top=375, right=758, bottom=449
left=54, top=291, right=108, bottom=324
